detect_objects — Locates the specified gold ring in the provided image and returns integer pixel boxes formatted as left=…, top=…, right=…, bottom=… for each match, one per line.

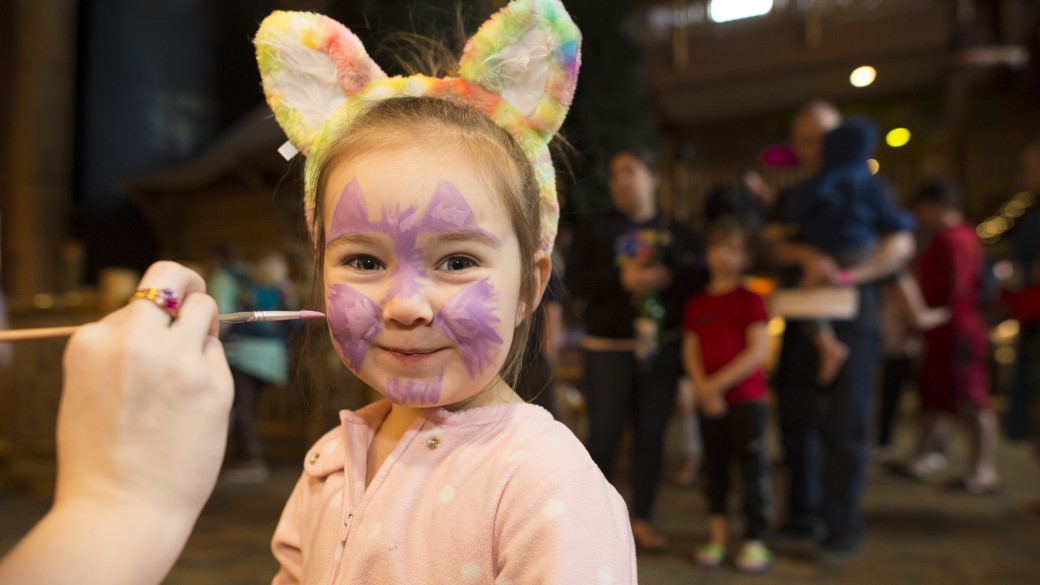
left=129, top=287, right=180, bottom=319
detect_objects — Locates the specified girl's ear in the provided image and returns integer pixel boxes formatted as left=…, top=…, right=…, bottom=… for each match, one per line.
left=255, top=11, right=386, bottom=155
left=459, top=0, right=581, bottom=142
left=515, top=252, right=553, bottom=327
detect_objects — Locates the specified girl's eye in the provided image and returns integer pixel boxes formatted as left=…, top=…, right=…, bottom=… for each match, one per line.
left=344, top=255, right=384, bottom=271
left=438, top=255, right=477, bottom=272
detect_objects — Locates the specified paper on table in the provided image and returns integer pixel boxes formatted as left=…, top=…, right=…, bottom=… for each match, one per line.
left=769, top=286, right=859, bottom=321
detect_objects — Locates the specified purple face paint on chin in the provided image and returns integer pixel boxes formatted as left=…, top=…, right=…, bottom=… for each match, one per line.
left=326, top=284, right=383, bottom=371
left=382, top=370, right=444, bottom=405
left=433, top=278, right=504, bottom=377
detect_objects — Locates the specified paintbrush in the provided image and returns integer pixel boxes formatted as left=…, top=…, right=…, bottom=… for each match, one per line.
left=0, top=310, right=326, bottom=342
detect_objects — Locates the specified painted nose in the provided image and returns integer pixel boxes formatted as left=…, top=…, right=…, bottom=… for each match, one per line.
left=382, top=288, right=434, bottom=327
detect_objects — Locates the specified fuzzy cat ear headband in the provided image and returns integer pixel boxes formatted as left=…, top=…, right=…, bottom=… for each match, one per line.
left=254, top=0, right=581, bottom=253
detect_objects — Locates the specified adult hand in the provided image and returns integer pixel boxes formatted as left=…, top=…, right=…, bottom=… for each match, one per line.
left=917, top=307, right=951, bottom=331
left=621, top=262, right=672, bottom=296
left=0, top=261, right=234, bottom=585
left=799, top=248, right=840, bottom=289
left=57, top=260, right=233, bottom=523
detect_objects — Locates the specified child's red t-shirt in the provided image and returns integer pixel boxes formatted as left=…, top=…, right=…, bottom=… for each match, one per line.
left=682, top=285, right=769, bottom=403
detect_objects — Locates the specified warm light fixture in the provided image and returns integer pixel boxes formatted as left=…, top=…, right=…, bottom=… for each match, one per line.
left=849, top=65, right=877, bottom=87
left=885, top=128, right=911, bottom=148
left=767, top=317, right=786, bottom=336
left=1003, top=200, right=1025, bottom=217
left=866, top=158, right=880, bottom=175
left=994, top=345, right=1016, bottom=365
left=708, top=0, right=773, bottom=23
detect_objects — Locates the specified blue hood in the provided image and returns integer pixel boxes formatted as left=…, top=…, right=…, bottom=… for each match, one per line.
left=822, top=117, right=878, bottom=169
left=787, top=117, right=889, bottom=251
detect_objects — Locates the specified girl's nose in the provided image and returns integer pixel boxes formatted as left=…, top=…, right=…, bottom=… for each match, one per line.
left=382, top=289, right=434, bottom=327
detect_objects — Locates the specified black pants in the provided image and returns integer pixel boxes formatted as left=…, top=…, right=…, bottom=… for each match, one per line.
left=700, top=401, right=772, bottom=540
left=583, top=340, right=682, bottom=520
left=876, top=356, right=913, bottom=449
left=775, top=323, right=878, bottom=543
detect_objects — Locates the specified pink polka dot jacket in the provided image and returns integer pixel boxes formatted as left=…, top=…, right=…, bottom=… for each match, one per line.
left=270, top=400, right=637, bottom=584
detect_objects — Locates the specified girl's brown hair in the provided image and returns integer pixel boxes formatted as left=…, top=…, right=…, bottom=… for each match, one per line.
left=307, top=95, right=543, bottom=388
left=705, top=214, right=756, bottom=252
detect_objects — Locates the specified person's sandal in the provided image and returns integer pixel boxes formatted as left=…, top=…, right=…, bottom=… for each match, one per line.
left=631, top=521, right=668, bottom=552
left=735, top=542, right=773, bottom=574
left=693, top=543, right=727, bottom=569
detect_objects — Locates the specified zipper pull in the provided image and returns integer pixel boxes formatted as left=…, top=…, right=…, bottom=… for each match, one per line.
left=338, top=507, right=355, bottom=543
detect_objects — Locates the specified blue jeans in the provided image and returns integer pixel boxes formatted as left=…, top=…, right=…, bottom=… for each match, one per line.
left=775, top=321, right=878, bottom=542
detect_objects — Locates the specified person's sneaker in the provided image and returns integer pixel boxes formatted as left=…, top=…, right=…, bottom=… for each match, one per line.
left=817, top=535, right=861, bottom=564
left=631, top=520, right=669, bottom=553
left=735, top=541, right=774, bottom=574
left=918, top=452, right=948, bottom=474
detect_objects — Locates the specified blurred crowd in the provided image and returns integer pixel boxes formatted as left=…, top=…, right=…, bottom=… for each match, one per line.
left=2, top=98, right=1039, bottom=575
left=206, top=246, right=301, bottom=483
left=543, top=99, right=1040, bottom=572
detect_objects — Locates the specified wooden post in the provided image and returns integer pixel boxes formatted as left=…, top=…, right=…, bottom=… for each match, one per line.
left=3, top=0, right=77, bottom=298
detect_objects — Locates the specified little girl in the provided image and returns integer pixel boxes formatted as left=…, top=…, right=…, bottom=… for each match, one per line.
left=682, top=216, right=773, bottom=573
left=254, top=1, right=636, bottom=583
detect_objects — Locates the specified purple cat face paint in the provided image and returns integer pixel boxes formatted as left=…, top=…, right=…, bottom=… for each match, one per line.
left=327, top=178, right=500, bottom=299
left=327, top=279, right=503, bottom=406
left=433, top=279, right=504, bottom=377
left=382, top=371, right=444, bottom=405
left=326, top=284, right=383, bottom=371
left=322, top=164, right=520, bottom=408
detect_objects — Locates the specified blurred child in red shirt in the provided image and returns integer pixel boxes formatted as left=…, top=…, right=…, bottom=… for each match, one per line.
left=682, top=216, right=773, bottom=573
left=897, top=179, right=999, bottom=494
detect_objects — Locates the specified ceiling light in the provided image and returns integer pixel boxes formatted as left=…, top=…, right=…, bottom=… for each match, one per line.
left=708, top=0, right=773, bottom=23
left=885, top=128, right=911, bottom=148
left=850, top=65, right=877, bottom=88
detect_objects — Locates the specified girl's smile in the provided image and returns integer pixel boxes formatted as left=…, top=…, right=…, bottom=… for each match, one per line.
left=374, top=343, right=449, bottom=365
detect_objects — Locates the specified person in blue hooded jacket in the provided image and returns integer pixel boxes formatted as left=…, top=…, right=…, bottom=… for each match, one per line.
left=762, top=112, right=916, bottom=561
left=787, top=118, right=898, bottom=385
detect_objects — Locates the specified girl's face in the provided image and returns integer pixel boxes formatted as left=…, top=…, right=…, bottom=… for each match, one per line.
left=321, top=145, right=524, bottom=409
left=706, top=235, right=748, bottom=279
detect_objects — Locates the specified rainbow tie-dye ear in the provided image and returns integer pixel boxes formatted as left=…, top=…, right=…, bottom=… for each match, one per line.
left=458, top=0, right=580, bottom=142
left=255, top=0, right=581, bottom=253
left=255, top=11, right=387, bottom=157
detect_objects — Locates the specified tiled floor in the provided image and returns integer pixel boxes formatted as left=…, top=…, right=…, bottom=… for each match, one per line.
left=2, top=422, right=1040, bottom=584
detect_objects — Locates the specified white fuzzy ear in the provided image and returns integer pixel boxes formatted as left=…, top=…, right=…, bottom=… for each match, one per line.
left=459, top=0, right=581, bottom=139
left=255, top=11, right=386, bottom=155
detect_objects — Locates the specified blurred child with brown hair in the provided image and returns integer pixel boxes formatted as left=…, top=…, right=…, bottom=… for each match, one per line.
left=682, top=216, right=773, bottom=573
